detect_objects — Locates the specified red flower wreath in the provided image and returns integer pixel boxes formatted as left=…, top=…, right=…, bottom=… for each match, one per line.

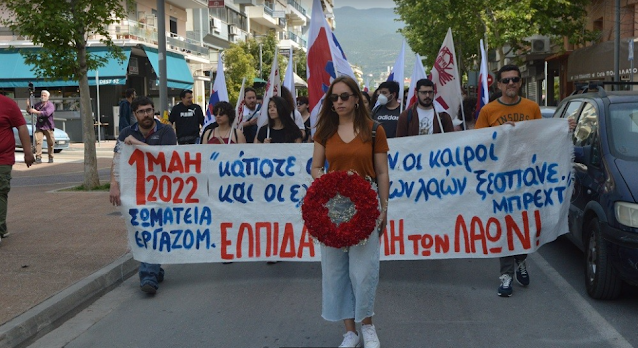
left=302, top=171, right=380, bottom=248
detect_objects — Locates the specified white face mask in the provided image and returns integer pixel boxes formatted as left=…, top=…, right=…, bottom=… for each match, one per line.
left=377, top=94, right=388, bottom=105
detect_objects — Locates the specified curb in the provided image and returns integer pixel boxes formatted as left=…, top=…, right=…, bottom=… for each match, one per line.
left=0, top=253, right=137, bottom=348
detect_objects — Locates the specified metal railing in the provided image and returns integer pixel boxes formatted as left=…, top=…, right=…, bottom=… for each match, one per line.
left=264, top=4, right=274, bottom=17
left=287, top=0, right=307, bottom=16
left=103, top=19, right=208, bottom=56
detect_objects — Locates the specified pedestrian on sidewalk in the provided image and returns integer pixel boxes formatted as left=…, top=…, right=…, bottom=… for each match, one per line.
left=27, top=90, right=55, bottom=164
left=109, top=96, right=177, bottom=295
left=0, top=94, right=35, bottom=242
left=169, top=89, right=204, bottom=145
left=311, top=76, right=389, bottom=348
left=118, top=88, right=136, bottom=132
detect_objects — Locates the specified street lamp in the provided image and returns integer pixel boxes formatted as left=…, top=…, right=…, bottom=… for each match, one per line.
left=259, top=43, right=263, bottom=79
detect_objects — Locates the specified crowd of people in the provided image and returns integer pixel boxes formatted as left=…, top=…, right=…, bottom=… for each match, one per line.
left=103, top=65, right=575, bottom=348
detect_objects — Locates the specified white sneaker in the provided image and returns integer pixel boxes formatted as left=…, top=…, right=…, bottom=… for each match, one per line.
left=339, top=330, right=361, bottom=347
left=361, top=324, right=380, bottom=348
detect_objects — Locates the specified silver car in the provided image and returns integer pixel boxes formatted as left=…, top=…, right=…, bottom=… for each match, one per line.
left=13, top=110, right=71, bottom=153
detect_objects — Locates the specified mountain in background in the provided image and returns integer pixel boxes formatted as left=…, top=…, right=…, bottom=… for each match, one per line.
left=333, top=6, right=416, bottom=87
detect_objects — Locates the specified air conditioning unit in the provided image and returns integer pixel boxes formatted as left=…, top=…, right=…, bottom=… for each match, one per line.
left=212, top=18, right=222, bottom=33
left=530, top=37, right=550, bottom=53
left=229, top=25, right=240, bottom=36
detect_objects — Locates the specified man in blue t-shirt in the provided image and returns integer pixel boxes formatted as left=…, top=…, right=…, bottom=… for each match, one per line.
left=109, top=96, right=177, bottom=295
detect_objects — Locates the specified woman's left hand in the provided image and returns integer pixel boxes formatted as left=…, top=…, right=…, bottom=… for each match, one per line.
left=378, top=211, right=387, bottom=236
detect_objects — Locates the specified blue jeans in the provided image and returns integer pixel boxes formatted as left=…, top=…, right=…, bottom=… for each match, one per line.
left=320, top=231, right=380, bottom=323
left=139, top=262, right=164, bottom=288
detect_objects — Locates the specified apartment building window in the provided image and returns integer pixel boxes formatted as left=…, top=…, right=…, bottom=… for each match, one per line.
left=210, top=7, right=228, bottom=22
left=227, top=9, right=248, bottom=31
left=170, top=16, right=177, bottom=35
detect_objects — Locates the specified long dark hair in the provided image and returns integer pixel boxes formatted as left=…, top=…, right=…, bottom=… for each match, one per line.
left=267, top=96, right=302, bottom=143
left=315, top=76, right=372, bottom=144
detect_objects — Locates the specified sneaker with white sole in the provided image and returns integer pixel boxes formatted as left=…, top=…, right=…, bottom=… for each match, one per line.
left=498, top=274, right=513, bottom=297
left=361, top=324, right=380, bottom=348
left=339, top=331, right=361, bottom=347
left=515, top=259, right=530, bottom=286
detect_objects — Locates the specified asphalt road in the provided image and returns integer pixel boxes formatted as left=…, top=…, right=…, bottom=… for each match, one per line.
left=27, top=237, right=638, bottom=348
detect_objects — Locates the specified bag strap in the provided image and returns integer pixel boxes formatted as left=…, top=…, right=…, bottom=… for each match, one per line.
left=372, top=121, right=380, bottom=167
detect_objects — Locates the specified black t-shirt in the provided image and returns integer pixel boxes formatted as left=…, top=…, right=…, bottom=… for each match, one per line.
left=256, top=126, right=300, bottom=143
left=169, top=102, right=204, bottom=139
left=373, top=105, right=401, bottom=138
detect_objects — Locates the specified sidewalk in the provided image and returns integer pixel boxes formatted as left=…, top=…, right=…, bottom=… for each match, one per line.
left=0, top=143, right=138, bottom=348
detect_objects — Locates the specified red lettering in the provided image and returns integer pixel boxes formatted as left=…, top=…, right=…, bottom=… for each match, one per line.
left=146, top=152, right=166, bottom=172
left=505, top=212, right=531, bottom=251
left=434, top=234, right=449, bottom=254
left=221, top=222, right=233, bottom=260
left=454, top=215, right=471, bottom=253
left=184, top=152, right=201, bottom=173
left=254, top=222, right=271, bottom=258
left=470, top=216, right=488, bottom=255
left=236, top=223, right=254, bottom=258
left=388, top=219, right=405, bottom=255
left=420, top=234, right=433, bottom=256
left=280, top=223, right=296, bottom=258
left=167, top=151, right=184, bottom=173
left=297, top=226, right=315, bottom=258
left=534, top=210, right=542, bottom=246
left=407, top=234, right=421, bottom=255
left=128, top=149, right=146, bottom=205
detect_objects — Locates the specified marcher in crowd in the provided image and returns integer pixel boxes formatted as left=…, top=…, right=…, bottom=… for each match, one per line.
left=311, top=76, right=389, bottom=348
left=0, top=94, right=35, bottom=243
left=202, top=101, right=246, bottom=144
left=297, top=96, right=312, bottom=142
left=396, top=78, right=454, bottom=137
left=27, top=90, right=55, bottom=164
left=255, top=96, right=302, bottom=144
left=280, top=86, right=307, bottom=139
left=118, top=88, right=136, bottom=132
left=109, top=96, right=177, bottom=295
left=169, top=89, right=204, bottom=144
left=240, top=87, right=261, bottom=143
left=371, top=80, right=401, bottom=138
left=475, top=64, right=575, bottom=297
left=361, top=91, right=371, bottom=110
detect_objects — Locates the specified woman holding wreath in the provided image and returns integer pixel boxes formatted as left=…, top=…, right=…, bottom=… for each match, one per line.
left=310, top=76, right=389, bottom=348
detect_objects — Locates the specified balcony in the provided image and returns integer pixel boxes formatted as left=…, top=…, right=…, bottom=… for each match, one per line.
left=234, top=0, right=258, bottom=5
left=166, top=0, right=208, bottom=9
left=247, top=6, right=279, bottom=29
left=103, top=19, right=208, bottom=57
left=278, top=30, right=307, bottom=51
left=286, top=0, right=307, bottom=26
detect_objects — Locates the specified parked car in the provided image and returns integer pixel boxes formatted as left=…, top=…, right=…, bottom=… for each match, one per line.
left=553, top=88, right=638, bottom=299
left=13, top=110, right=70, bottom=153
left=540, top=106, right=557, bottom=118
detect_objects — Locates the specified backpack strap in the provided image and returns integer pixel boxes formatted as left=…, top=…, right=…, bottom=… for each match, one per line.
left=372, top=121, right=380, bottom=166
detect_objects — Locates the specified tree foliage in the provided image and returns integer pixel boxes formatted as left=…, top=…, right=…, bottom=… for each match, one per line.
left=394, top=0, right=595, bottom=74
left=2, top=0, right=133, bottom=189
left=223, top=44, right=257, bottom=106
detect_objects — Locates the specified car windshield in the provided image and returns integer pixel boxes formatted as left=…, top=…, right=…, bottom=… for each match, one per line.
left=608, top=103, right=638, bottom=159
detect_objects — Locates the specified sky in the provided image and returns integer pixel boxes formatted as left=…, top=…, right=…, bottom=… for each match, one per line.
left=334, top=0, right=395, bottom=9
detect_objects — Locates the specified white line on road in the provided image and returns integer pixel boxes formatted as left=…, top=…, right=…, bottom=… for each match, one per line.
left=530, top=252, right=633, bottom=348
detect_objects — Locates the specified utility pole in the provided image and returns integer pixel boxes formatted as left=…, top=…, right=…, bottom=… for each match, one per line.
left=157, top=0, right=168, bottom=114
left=614, top=0, right=620, bottom=90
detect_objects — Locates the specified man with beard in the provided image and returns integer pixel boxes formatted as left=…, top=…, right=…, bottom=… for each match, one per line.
left=239, top=87, right=261, bottom=143
left=396, top=78, right=454, bottom=137
left=109, top=96, right=177, bottom=295
left=475, top=64, right=541, bottom=298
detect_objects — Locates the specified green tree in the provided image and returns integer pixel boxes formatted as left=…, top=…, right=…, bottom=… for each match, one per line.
left=2, top=0, right=133, bottom=189
left=395, top=0, right=595, bottom=75
left=223, top=44, right=256, bottom=106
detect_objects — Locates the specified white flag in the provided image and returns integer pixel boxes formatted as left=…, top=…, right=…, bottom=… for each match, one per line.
left=387, top=40, right=406, bottom=111
left=430, top=28, right=462, bottom=119
left=257, top=47, right=281, bottom=130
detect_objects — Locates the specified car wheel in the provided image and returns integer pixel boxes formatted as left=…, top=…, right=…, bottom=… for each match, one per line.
left=584, top=218, right=623, bottom=299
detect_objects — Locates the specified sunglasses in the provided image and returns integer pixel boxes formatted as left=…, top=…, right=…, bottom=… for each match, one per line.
left=500, top=77, right=521, bottom=84
left=328, top=93, right=355, bottom=102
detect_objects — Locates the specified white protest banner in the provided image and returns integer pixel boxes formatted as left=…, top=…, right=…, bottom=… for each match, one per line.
left=118, top=119, right=573, bottom=264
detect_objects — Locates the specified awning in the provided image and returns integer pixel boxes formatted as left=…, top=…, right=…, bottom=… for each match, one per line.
left=143, top=47, right=194, bottom=90
left=567, top=40, right=637, bottom=82
left=294, top=72, right=307, bottom=88
left=0, top=47, right=131, bottom=88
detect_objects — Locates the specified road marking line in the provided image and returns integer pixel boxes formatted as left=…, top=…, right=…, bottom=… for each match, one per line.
left=531, top=252, right=633, bottom=348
